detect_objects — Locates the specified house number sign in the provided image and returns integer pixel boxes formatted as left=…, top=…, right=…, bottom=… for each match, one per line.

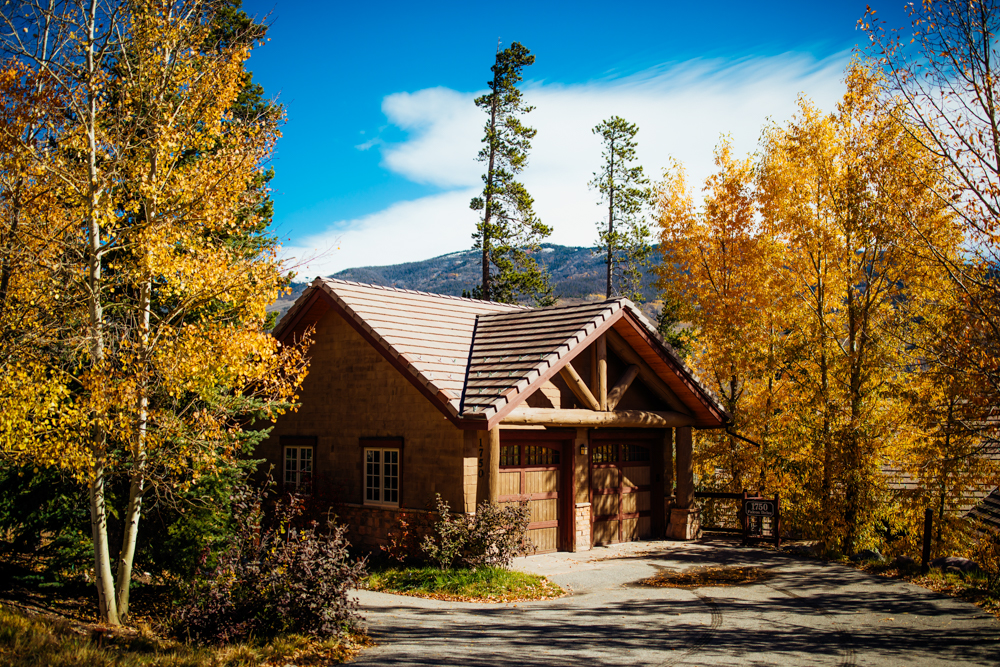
left=744, top=499, right=775, bottom=517
left=478, top=445, right=484, bottom=478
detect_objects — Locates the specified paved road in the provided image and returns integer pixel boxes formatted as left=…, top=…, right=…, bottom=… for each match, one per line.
left=351, top=538, right=999, bottom=666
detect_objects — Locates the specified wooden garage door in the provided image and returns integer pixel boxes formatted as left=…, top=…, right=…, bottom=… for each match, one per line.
left=497, top=439, right=566, bottom=553
left=591, top=441, right=653, bottom=545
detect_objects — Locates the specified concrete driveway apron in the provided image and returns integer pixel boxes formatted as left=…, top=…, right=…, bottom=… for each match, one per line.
left=351, top=539, right=1000, bottom=666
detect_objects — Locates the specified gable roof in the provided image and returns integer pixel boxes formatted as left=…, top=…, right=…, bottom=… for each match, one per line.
left=274, top=278, right=728, bottom=430
left=968, top=486, right=1000, bottom=533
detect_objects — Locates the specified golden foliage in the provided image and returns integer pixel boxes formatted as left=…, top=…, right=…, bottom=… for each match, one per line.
left=0, top=0, right=310, bottom=624
left=654, top=62, right=991, bottom=555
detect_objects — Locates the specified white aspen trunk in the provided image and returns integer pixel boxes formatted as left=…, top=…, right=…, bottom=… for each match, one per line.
left=116, top=278, right=151, bottom=620
left=89, top=460, right=118, bottom=625
left=83, top=0, right=118, bottom=626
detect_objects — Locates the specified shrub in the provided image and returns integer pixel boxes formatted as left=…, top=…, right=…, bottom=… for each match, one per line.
left=421, top=494, right=534, bottom=570
left=971, top=529, right=1000, bottom=594
left=171, top=482, right=367, bottom=644
left=380, top=512, right=421, bottom=565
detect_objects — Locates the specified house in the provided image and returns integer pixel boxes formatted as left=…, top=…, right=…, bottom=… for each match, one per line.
left=262, top=278, right=729, bottom=553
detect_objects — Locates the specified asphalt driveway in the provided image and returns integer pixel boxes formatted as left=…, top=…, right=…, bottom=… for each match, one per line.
left=351, top=538, right=999, bottom=666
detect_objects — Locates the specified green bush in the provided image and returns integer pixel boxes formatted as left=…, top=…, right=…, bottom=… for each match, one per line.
left=421, top=494, right=534, bottom=570
left=0, top=464, right=91, bottom=578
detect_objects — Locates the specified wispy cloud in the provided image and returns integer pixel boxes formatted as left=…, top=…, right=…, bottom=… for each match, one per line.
left=287, top=51, right=849, bottom=277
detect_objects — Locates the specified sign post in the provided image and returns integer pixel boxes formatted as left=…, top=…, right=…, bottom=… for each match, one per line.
left=741, top=492, right=781, bottom=548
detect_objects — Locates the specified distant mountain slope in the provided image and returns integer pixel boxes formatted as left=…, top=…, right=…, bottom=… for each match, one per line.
left=271, top=244, right=664, bottom=321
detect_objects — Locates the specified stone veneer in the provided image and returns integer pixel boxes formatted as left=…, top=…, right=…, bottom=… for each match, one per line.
left=574, top=502, right=592, bottom=551
left=333, top=503, right=437, bottom=552
left=667, top=507, right=702, bottom=540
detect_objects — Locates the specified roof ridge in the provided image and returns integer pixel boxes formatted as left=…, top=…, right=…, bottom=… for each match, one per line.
left=479, top=297, right=629, bottom=319
left=313, top=277, right=532, bottom=310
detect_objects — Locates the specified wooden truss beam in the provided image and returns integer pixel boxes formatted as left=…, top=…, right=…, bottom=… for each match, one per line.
left=596, top=334, right=608, bottom=410
left=559, top=363, right=601, bottom=411
left=503, top=406, right=695, bottom=428
left=606, top=364, right=640, bottom=410
left=605, top=328, right=691, bottom=415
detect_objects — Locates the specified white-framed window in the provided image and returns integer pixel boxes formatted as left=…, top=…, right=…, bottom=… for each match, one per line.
left=284, top=444, right=314, bottom=489
left=364, top=447, right=399, bottom=506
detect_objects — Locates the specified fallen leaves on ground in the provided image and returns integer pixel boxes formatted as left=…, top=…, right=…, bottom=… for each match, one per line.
left=261, top=632, right=373, bottom=666
left=637, top=566, right=774, bottom=588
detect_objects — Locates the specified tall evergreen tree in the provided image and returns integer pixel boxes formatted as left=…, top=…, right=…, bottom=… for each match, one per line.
left=591, top=116, right=652, bottom=301
left=469, top=42, right=553, bottom=305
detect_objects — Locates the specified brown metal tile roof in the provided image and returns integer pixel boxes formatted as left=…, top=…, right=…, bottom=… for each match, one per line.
left=968, top=486, right=1000, bottom=532
left=462, top=301, right=628, bottom=419
left=273, top=278, right=728, bottom=429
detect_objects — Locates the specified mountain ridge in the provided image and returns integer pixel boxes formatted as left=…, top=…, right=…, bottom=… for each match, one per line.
left=271, top=243, right=664, bottom=320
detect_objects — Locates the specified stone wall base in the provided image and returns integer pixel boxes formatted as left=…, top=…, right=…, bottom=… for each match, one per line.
left=331, top=503, right=437, bottom=554
left=573, top=502, right=592, bottom=552
left=667, top=507, right=702, bottom=541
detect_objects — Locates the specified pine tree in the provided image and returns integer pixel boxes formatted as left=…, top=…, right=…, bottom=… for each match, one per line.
left=469, top=42, right=553, bottom=305
left=591, top=116, right=652, bottom=301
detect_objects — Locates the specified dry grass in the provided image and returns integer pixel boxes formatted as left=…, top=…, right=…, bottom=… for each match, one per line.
left=0, top=604, right=370, bottom=667
left=637, top=565, right=774, bottom=588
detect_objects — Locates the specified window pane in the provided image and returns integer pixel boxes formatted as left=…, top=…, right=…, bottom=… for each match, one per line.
left=365, top=448, right=380, bottom=501
left=382, top=448, right=399, bottom=504
left=623, top=444, right=650, bottom=462
left=524, top=445, right=560, bottom=466
left=285, top=448, right=297, bottom=484
left=593, top=444, right=617, bottom=464
left=500, top=445, right=519, bottom=467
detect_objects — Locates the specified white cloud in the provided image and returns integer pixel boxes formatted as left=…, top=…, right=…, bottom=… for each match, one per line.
left=282, top=189, right=478, bottom=279
left=285, top=52, right=849, bottom=276
left=379, top=87, right=483, bottom=188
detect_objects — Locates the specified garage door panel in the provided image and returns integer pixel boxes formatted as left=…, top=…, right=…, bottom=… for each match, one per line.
left=500, top=438, right=566, bottom=554
left=593, top=493, right=618, bottom=517
left=593, top=520, right=618, bottom=545
left=620, top=517, right=650, bottom=541
left=526, top=470, right=559, bottom=495
left=592, top=468, right=618, bottom=490
left=499, top=472, right=520, bottom=497
left=622, top=466, right=650, bottom=488
left=529, top=498, right=558, bottom=524
left=529, top=527, right=557, bottom=553
left=591, top=440, right=655, bottom=546
left=620, top=490, right=651, bottom=513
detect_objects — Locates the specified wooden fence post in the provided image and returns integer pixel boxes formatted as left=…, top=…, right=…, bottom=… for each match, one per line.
left=921, top=508, right=933, bottom=575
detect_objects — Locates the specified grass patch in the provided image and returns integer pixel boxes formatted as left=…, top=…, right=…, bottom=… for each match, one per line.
left=366, top=565, right=563, bottom=602
left=637, top=565, right=773, bottom=588
left=0, top=604, right=370, bottom=666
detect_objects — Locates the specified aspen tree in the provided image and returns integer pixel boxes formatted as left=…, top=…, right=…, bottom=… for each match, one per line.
left=863, top=1, right=1000, bottom=416
left=0, top=0, right=309, bottom=624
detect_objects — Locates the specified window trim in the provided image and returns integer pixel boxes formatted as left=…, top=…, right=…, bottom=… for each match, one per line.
left=360, top=437, right=404, bottom=508
left=281, top=436, right=317, bottom=491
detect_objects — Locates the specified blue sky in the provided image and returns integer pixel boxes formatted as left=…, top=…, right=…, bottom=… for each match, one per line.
left=240, top=1, right=910, bottom=275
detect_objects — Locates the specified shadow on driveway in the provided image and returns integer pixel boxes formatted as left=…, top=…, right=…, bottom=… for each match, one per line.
left=351, top=539, right=999, bottom=666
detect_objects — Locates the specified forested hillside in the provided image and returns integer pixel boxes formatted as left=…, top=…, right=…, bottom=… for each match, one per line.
left=272, top=244, right=664, bottom=319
